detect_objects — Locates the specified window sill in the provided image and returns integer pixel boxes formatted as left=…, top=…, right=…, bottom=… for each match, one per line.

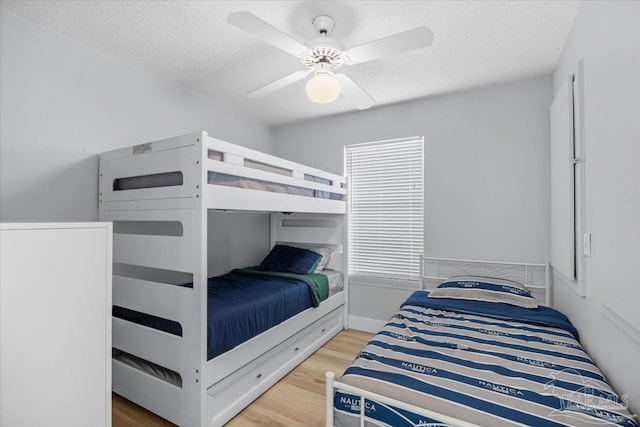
left=349, top=274, right=421, bottom=290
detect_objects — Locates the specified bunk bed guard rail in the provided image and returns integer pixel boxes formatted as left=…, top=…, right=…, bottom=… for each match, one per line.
left=100, top=131, right=347, bottom=214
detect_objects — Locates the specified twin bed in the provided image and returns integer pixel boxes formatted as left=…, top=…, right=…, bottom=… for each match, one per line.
left=327, top=258, right=637, bottom=427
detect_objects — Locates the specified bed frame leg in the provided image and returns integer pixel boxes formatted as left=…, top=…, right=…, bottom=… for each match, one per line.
left=545, top=262, right=552, bottom=307
left=326, top=372, right=335, bottom=427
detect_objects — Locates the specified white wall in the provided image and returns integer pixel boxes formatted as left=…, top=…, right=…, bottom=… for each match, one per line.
left=551, top=1, right=640, bottom=411
left=274, top=77, right=551, bottom=322
left=207, top=211, right=270, bottom=277
left=0, top=11, right=275, bottom=273
left=0, top=11, right=274, bottom=222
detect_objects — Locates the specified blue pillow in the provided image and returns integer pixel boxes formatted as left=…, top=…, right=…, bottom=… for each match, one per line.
left=428, top=275, right=538, bottom=308
left=259, top=245, right=322, bottom=274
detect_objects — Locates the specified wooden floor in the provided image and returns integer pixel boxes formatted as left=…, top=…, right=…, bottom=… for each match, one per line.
left=112, top=329, right=374, bottom=427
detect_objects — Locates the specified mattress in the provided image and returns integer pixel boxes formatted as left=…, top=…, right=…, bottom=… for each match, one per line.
left=334, top=291, right=638, bottom=427
left=324, top=269, right=345, bottom=297
left=208, top=172, right=343, bottom=200
left=207, top=149, right=343, bottom=199
left=114, top=269, right=342, bottom=386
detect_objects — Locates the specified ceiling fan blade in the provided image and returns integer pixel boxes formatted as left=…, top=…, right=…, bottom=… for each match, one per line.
left=335, top=73, right=375, bottom=110
left=247, top=70, right=311, bottom=98
left=227, top=11, right=309, bottom=57
left=345, top=26, right=434, bottom=65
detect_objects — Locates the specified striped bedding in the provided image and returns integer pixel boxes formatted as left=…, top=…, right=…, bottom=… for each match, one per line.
left=334, top=291, right=637, bottom=427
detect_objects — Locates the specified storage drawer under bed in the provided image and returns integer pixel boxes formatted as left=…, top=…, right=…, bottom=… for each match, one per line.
left=207, top=306, right=344, bottom=425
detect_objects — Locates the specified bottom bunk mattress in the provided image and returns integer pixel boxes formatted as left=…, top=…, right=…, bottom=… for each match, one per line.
left=114, top=268, right=342, bottom=362
left=334, top=291, right=637, bottom=427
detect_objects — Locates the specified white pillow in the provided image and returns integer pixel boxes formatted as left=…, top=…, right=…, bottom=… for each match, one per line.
left=288, top=244, right=332, bottom=273
left=309, top=246, right=332, bottom=273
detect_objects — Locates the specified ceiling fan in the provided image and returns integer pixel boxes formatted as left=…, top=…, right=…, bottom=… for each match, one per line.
left=227, top=11, right=434, bottom=109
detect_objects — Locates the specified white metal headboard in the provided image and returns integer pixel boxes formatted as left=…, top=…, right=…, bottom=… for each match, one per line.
left=421, top=256, right=552, bottom=307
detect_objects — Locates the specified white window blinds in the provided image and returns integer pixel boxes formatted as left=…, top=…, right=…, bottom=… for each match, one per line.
left=346, top=136, right=424, bottom=281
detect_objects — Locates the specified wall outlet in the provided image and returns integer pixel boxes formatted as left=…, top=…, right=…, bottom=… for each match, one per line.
left=583, top=232, right=591, bottom=256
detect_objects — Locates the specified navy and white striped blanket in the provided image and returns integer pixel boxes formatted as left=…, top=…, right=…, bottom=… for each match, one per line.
left=334, top=291, right=637, bottom=426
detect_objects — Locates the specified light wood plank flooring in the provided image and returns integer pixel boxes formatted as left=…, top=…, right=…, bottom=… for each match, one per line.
left=112, top=329, right=374, bottom=427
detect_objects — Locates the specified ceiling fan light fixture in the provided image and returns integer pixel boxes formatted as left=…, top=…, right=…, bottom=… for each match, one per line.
left=306, top=72, right=340, bottom=104
left=306, top=61, right=340, bottom=104
left=228, top=11, right=433, bottom=109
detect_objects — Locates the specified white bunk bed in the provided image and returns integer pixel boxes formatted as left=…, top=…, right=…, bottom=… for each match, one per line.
left=99, top=131, right=348, bottom=427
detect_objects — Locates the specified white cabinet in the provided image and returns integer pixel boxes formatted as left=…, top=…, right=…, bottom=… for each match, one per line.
left=0, top=223, right=112, bottom=427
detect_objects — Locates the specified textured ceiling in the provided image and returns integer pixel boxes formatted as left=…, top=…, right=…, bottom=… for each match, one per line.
left=1, top=0, right=580, bottom=126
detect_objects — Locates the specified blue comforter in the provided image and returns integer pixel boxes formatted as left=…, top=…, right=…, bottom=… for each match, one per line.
left=201, top=271, right=314, bottom=359
left=114, top=270, right=327, bottom=359
left=403, top=290, right=579, bottom=340
left=334, top=291, right=637, bottom=427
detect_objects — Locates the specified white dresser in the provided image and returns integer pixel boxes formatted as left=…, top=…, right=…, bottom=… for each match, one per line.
left=0, top=222, right=112, bottom=427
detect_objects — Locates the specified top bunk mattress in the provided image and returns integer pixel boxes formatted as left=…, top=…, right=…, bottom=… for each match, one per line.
left=207, top=149, right=343, bottom=200
left=207, top=172, right=344, bottom=200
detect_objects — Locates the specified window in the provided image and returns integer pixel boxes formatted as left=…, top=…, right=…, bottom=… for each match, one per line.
left=346, top=136, right=424, bottom=282
left=550, top=61, right=586, bottom=297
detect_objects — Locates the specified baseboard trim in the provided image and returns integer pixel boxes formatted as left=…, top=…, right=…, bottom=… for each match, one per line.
left=347, top=316, right=386, bottom=333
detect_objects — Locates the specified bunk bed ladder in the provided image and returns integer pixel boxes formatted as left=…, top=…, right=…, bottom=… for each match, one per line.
left=100, top=133, right=209, bottom=427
